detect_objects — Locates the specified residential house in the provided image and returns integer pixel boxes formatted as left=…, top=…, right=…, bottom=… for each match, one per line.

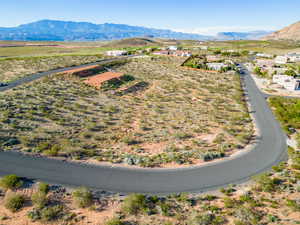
left=200, top=46, right=208, bottom=50
left=272, top=74, right=300, bottom=91
left=207, top=63, right=226, bottom=71
left=255, top=59, right=275, bottom=68
left=106, top=50, right=127, bottom=56
left=153, top=50, right=191, bottom=57
left=275, top=55, right=289, bottom=64
left=256, top=53, right=274, bottom=58
left=170, top=51, right=192, bottom=57
left=206, top=55, right=223, bottom=62
left=286, top=53, right=300, bottom=62
left=168, top=46, right=178, bottom=51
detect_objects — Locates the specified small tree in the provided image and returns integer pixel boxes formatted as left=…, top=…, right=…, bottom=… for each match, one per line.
left=0, top=174, right=23, bottom=190
left=72, top=187, right=93, bottom=208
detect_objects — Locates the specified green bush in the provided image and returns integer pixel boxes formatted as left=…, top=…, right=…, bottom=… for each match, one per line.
left=31, top=191, right=48, bottom=209
left=4, top=193, right=25, bottom=212
left=72, top=187, right=93, bottom=208
left=286, top=199, right=300, bottom=211
left=38, top=182, right=49, bottom=194
left=121, top=194, right=147, bottom=215
left=105, top=217, right=125, bottom=225
left=40, top=205, right=63, bottom=221
left=0, top=174, right=23, bottom=190
left=188, top=211, right=224, bottom=225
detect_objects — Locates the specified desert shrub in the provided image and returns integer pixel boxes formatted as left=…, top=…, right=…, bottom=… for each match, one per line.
left=72, top=187, right=93, bottom=208
left=254, top=173, right=282, bottom=192
left=234, top=207, right=263, bottom=225
left=43, top=145, right=60, bottom=156
left=40, top=205, right=63, bottom=221
left=188, top=211, right=225, bottom=225
left=223, top=197, right=237, bottom=208
left=38, top=182, right=49, bottom=194
left=4, top=193, right=25, bottom=212
left=105, top=217, right=125, bottom=225
left=286, top=199, right=300, bottom=211
left=31, top=191, right=48, bottom=209
left=121, top=194, right=147, bottom=215
left=0, top=174, right=23, bottom=190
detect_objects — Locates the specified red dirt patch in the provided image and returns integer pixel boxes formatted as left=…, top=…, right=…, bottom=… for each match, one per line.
left=63, top=65, right=101, bottom=75
left=84, top=72, right=124, bottom=89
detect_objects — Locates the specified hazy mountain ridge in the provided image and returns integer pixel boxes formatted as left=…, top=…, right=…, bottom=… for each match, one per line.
left=0, top=20, right=212, bottom=41
left=217, top=31, right=273, bottom=40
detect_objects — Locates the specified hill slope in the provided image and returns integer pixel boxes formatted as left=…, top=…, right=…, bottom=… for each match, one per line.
left=0, top=20, right=211, bottom=41
left=262, top=21, right=300, bottom=41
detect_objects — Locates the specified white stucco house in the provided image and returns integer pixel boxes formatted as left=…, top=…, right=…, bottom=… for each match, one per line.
left=207, top=63, right=226, bottom=71
left=286, top=53, right=300, bottom=62
left=168, top=46, right=178, bottom=51
left=256, top=53, right=274, bottom=58
left=274, top=56, right=289, bottom=64
left=106, top=50, right=127, bottom=56
left=200, top=46, right=208, bottom=50
left=273, top=74, right=300, bottom=91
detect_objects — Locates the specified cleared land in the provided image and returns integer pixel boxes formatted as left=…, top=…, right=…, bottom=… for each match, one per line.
left=0, top=56, right=253, bottom=167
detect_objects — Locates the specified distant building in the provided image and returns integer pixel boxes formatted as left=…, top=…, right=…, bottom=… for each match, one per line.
left=152, top=50, right=170, bottom=56
left=273, top=74, right=300, bottom=91
left=286, top=53, right=300, bottom=62
left=170, top=50, right=192, bottom=57
left=200, top=46, right=208, bottom=50
left=275, top=56, right=289, bottom=64
left=168, top=46, right=178, bottom=51
left=207, top=63, right=226, bottom=71
left=256, top=53, right=274, bottom=58
left=255, top=59, right=275, bottom=68
left=106, top=50, right=127, bottom=56
left=153, top=50, right=191, bottom=57
left=206, top=55, right=222, bottom=62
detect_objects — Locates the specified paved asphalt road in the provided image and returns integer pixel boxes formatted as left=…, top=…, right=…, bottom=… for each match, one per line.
left=0, top=64, right=288, bottom=194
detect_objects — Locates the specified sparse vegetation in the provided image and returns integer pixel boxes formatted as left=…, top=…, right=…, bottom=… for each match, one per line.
left=4, top=193, right=25, bottom=212
left=0, top=175, right=23, bottom=190
left=0, top=56, right=253, bottom=167
left=72, top=187, right=93, bottom=208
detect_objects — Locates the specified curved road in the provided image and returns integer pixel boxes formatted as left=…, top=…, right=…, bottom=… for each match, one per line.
left=0, top=65, right=287, bottom=194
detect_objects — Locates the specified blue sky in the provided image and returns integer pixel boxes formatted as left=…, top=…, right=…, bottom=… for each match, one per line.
left=1, top=0, right=299, bottom=35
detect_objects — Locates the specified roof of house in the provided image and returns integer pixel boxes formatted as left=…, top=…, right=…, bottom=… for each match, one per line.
left=84, top=72, right=124, bottom=88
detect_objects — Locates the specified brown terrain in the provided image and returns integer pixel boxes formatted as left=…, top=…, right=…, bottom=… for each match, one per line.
left=84, top=72, right=124, bottom=89
left=263, top=21, right=300, bottom=41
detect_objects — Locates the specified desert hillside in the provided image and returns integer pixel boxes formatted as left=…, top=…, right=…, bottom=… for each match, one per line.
left=262, top=21, right=300, bottom=41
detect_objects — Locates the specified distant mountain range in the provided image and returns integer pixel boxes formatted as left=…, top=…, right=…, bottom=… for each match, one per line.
left=216, top=31, right=273, bottom=40
left=0, top=20, right=273, bottom=41
left=262, top=21, right=300, bottom=41
left=0, top=20, right=212, bottom=41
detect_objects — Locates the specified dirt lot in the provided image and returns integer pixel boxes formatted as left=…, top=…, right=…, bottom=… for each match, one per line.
left=0, top=56, right=253, bottom=167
